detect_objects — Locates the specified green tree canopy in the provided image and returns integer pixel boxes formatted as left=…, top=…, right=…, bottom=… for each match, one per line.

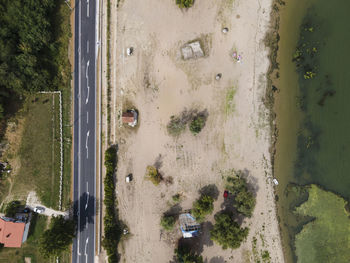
left=192, top=195, right=214, bottom=222
left=226, top=173, right=256, bottom=217
left=210, top=212, right=249, bottom=249
left=160, top=214, right=176, bottom=231
left=39, top=216, right=76, bottom=258
left=175, top=243, right=203, bottom=263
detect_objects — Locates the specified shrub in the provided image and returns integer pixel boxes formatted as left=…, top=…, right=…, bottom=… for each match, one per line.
left=4, top=201, right=21, bottom=217
left=160, top=215, right=176, bottom=231
left=172, top=193, right=181, bottom=203
left=102, top=146, right=122, bottom=262
left=176, top=0, right=194, bottom=8
left=39, top=216, right=76, bottom=258
left=192, top=195, right=214, bottom=222
left=145, top=165, right=161, bottom=185
left=189, top=115, right=206, bottom=135
left=167, top=115, right=186, bottom=136
left=226, top=173, right=256, bottom=217
left=210, top=212, right=249, bottom=249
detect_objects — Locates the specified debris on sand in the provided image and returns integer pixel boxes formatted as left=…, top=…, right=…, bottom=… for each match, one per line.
left=181, top=41, right=204, bottom=60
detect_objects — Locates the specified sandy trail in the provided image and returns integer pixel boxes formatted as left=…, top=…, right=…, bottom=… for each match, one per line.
left=109, top=0, right=284, bottom=262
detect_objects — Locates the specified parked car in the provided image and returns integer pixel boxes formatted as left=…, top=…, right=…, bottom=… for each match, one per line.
left=34, top=206, right=45, bottom=214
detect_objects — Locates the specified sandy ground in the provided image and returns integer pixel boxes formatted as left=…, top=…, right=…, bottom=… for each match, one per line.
left=109, top=0, right=284, bottom=262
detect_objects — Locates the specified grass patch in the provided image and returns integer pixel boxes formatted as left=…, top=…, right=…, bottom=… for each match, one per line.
left=295, top=185, right=350, bottom=263
left=225, top=86, right=236, bottom=115
left=8, top=94, right=61, bottom=209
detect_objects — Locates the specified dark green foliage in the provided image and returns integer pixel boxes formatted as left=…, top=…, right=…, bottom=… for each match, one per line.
left=4, top=200, right=21, bottom=217
left=160, top=214, right=176, bottom=231
left=175, top=243, right=203, bottom=263
left=103, top=146, right=122, bottom=263
left=192, top=195, right=214, bottom=222
left=210, top=212, right=249, bottom=249
left=167, top=115, right=186, bottom=136
left=189, top=115, right=206, bottom=135
left=39, top=215, right=76, bottom=258
left=176, top=0, right=194, bottom=8
left=226, top=173, right=256, bottom=217
left=0, top=0, right=71, bottom=123
left=172, top=193, right=181, bottom=203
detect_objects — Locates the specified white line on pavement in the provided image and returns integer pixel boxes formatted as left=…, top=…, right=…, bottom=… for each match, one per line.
left=85, top=85, right=90, bottom=104
left=84, top=237, right=89, bottom=263
left=85, top=130, right=90, bottom=159
left=87, top=40, right=89, bottom=53
left=87, top=0, right=90, bottom=18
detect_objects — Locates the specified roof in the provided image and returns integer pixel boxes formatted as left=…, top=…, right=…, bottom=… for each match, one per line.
left=179, top=213, right=200, bottom=238
left=122, top=112, right=135, bottom=123
left=0, top=217, right=26, bottom=247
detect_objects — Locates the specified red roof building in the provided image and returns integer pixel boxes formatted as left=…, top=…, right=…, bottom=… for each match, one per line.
left=0, top=217, right=26, bottom=247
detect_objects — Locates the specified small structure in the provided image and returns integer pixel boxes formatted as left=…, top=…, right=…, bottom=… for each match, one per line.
left=181, top=41, right=204, bottom=60
left=122, top=110, right=138, bottom=127
left=222, top=27, right=229, bottom=34
left=0, top=215, right=30, bottom=248
left=272, top=178, right=279, bottom=186
left=215, top=73, right=222, bottom=81
left=126, top=47, right=134, bottom=56
left=125, top=173, right=133, bottom=183
left=179, top=213, right=200, bottom=238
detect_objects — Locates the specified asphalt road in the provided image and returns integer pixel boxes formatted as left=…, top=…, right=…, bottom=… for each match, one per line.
left=73, top=0, right=98, bottom=262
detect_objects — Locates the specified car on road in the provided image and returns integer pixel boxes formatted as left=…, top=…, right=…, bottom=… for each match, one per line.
left=33, top=206, right=45, bottom=214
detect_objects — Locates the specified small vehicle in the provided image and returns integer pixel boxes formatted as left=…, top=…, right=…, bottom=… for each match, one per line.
left=34, top=206, right=45, bottom=214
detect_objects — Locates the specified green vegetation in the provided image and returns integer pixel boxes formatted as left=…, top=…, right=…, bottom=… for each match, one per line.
left=262, top=250, right=271, bottom=262
left=6, top=94, right=61, bottom=209
left=167, top=110, right=208, bottom=137
left=189, top=115, right=206, bottom=135
left=172, top=193, right=181, bottom=203
left=167, top=115, right=186, bottom=136
left=192, top=195, right=214, bottom=222
left=145, top=165, right=162, bottom=186
left=102, top=146, right=122, bottom=263
left=160, top=214, right=176, bottom=231
left=175, top=242, right=203, bottom=263
left=0, top=0, right=71, bottom=123
left=226, top=172, right=256, bottom=217
left=176, top=0, right=194, bottom=8
left=39, top=216, right=75, bottom=258
left=210, top=212, right=249, bottom=249
left=294, top=185, right=350, bottom=263
left=4, top=200, right=21, bottom=217
left=225, top=86, right=236, bottom=114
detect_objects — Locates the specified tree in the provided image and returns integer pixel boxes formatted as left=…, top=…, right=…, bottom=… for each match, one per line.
left=145, top=165, right=161, bottom=185
left=160, top=214, right=176, bottom=231
left=4, top=201, right=21, bottom=217
left=189, top=115, right=206, bottom=135
left=176, top=0, right=194, bottom=8
left=192, top=195, right=214, bottom=222
left=210, top=213, right=249, bottom=249
left=226, top=174, right=256, bottom=217
left=39, top=216, right=76, bottom=258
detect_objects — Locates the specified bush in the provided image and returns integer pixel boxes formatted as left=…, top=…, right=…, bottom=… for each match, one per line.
left=176, top=0, right=194, bottom=8
left=167, top=115, right=186, bottom=136
left=172, top=193, right=181, bottom=203
left=210, top=212, right=249, bottom=249
left=4, top=201, right=21, bottom=217
left=102, top=146, right=122, bottom=263
left=189, top=115, right=206, bottom=135
left=145, top=165, right=161, bottom=185
left=160, top=215, right=176, bottom=231
left=192, top=195, right=214, bottom=222
left=39, top=216, right=76, bottom=258
left=226, top=173, right=256, bottom=217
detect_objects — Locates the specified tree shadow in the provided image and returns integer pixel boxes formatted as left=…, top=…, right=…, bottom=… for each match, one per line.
left=207, top=256, right=225, bottom=263
left=154, top=154, right=163, bottom=170
left=199, top=184, right=219, bottom=200
left=239, top=169, right=259, bottom=197
left=73, top=193, right=96, bottom=233
left=165, top=204, right=183, bottom=217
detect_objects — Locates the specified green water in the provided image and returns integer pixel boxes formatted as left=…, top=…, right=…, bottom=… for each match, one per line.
left=274, top=0, right=350, bottom=262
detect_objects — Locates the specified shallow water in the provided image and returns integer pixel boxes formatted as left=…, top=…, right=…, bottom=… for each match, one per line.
left=274, top=0, right=350, bottom=262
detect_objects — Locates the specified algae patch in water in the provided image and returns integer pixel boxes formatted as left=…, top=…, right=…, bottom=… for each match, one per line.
left=294, top=184, right=350, bottom=263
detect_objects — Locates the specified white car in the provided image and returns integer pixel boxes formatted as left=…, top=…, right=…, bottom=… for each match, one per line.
left=34, top=206, right=45, bottom=214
